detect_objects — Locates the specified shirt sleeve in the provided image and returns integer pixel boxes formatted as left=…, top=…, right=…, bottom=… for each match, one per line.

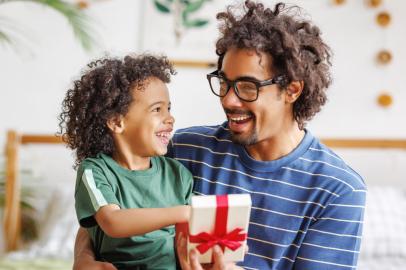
left=75, top=163, right=120, bottom=228
left=294, top=190, right=366, bottom=270
left=178, top=163, right=194, bottom=205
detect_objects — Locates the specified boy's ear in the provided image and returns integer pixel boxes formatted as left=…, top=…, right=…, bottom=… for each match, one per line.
left=285, top=80, right=304, bottom=103
left=106, top=115, right=125, bottom=134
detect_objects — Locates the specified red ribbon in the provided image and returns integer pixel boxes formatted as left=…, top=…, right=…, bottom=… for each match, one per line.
left=189, top=195, right=247, bottom=254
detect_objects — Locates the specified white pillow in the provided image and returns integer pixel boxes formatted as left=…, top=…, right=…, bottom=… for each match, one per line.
left=360, top=186, right=406, bottom=257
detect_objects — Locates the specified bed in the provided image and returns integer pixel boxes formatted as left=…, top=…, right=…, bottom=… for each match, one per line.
left=2, top=129, right=406, bottom=269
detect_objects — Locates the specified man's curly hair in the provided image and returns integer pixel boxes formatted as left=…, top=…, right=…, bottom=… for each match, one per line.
left=58, top=54, right=176, bottom=168
left=216, top=1, right=332, bottom=129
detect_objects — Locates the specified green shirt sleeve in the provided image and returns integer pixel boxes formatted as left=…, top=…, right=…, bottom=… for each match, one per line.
left=75, top=161, right=120, bottom=228
left=178, top=163, right=194, bottom=205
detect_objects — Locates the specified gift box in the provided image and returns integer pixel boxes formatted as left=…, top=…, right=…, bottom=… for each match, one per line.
left=179, top=194, right=251, bottom=264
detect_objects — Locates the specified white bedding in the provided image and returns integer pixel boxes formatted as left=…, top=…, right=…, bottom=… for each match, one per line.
left=358, top=186, right=406, bottom=269
left=361, top=186, right=406, bottom=257
left=6, top=186, right=77, bottom=260
left=2, top=145, right=77, bottom=259
left=358, top=257, right=406, bottom=270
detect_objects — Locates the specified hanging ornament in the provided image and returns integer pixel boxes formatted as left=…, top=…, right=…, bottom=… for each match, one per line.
left=367, top=0, right=382, bottom=8
left=376, top=11, right=391, bottom=27
left=377, top=93, right=393, bottom=108
left=376, top=50, right=392, bottom=65
left=76, top=0, right=89, bottom=9
left=333, top=0, right=346, bottom=5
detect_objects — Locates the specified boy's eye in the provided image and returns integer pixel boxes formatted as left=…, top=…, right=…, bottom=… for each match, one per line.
left=152, top=107, right=161, bottom=112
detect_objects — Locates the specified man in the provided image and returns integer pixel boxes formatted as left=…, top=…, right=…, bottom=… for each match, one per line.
left=74, top=1, right=366, bottom=269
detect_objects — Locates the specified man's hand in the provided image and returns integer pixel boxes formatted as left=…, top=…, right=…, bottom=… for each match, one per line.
left=73, top=254, right=117, bottom=270
left=73, top=227, right=117, bottom=270
left=176, top=232, right=244, bottom=270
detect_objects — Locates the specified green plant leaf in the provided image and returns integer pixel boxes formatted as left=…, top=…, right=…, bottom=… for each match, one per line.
left=0, top=159, right=39, bottom=241
left=183, top=18, right=208, bottom=28
left=0, top=0, right=97, bottom=51
left=153, top=0, right=171, bottom=13
left=184, top=0, right=206, bottom=13
left=20, top=201, right=35, bottom=210
left=33, top=0, right=96, bottom=51
left=0, top=16, right=22, bottom=48
left=0, top=30, right=12, bottom=44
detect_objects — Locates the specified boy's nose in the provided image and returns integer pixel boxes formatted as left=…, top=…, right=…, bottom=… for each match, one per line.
left=165, top=114, right=175, bottom=125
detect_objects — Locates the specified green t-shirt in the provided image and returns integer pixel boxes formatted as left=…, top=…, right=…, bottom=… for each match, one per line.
left=75, top=153, right=193, bottom=270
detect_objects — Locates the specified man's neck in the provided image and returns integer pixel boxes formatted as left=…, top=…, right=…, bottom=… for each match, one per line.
left=245, top=123, right=305, bottom=162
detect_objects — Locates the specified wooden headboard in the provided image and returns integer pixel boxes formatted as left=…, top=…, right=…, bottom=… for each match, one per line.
left=3, top=129, right=406, bottom=252
left=3, top=130, right=63, bottom=252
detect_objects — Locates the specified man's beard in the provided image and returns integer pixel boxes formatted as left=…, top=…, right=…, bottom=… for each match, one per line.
left=230, top=129, right=258, bottom=146
left=225, top=108, right=258, bottom=145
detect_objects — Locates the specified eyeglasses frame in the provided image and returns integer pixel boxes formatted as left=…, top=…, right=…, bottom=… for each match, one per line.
left=206, top=70, right=286, bottom=102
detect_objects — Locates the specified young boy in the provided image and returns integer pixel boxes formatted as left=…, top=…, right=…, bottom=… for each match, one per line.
left=59, top=54, right=192, bottom=270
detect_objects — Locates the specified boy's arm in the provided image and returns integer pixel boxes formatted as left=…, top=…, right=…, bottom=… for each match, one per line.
left=95, top=204, right=190, bottom=238
left=73, top=227, right=117, bottom=270
left=76, top=166, right=189, bottom=237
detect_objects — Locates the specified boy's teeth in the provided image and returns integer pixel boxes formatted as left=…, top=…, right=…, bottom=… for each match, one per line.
left=156, top=132, right=170, bottom=137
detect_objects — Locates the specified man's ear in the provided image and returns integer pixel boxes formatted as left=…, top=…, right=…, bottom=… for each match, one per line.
left=106, top=115, right=125, bottom=134
left=285, top=80, right=304, bottom=103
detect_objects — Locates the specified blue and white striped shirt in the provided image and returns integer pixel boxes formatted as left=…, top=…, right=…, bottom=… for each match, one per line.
left=168, top=122, right=366, bottom=270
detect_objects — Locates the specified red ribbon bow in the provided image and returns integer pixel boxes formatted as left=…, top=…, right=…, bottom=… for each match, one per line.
left=189, top=195, right=247, bottom=254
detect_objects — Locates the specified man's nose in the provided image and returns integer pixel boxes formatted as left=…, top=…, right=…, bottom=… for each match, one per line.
left=221, top=86, right=243, bottom=106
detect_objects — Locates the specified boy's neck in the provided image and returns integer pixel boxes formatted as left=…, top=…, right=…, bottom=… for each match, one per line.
left=112, top=150, right=151, bottom=171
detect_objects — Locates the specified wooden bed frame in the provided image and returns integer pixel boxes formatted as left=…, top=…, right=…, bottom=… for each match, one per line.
left=3, top=130, right=63, bottom=252
left=3, top=129, right=406, bottom=252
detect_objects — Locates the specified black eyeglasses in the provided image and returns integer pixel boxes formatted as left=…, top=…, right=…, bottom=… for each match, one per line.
left=206, top=70, right=286, bottom=102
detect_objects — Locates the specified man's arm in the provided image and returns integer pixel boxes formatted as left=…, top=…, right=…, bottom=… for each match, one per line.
left=73, top=227, right=116, bottom=270
left=293, top=190, right=366, bottom=269
left=95, top=204, right=190, bottom=238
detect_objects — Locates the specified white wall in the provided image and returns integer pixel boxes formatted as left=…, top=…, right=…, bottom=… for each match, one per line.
left=0, top=0, right=142, bottom=143
left=300, top=0, right=406, bottom=138
left=1, top=0, right=405, bottom=186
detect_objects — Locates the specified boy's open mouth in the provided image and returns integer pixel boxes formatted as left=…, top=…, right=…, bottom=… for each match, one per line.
left=156, top=131, right=172, bottom=145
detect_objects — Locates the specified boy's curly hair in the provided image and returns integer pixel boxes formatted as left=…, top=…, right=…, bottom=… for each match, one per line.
left=58, top=54, right=176, bottom=168
left=216, top=1, right=332, bottom=129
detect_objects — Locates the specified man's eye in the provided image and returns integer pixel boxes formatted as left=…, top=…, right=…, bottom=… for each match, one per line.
left=237, top=81, right=257, bottom=92
left=168, top=106, right=171, bottom=112
left=152, top=107, right=161, bottom=112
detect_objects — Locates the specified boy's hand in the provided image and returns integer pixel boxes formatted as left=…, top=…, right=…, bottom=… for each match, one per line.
left=177, top=233, right=245, bottom=270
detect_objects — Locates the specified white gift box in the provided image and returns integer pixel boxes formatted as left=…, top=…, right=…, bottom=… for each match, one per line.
left=186, top=194, right=252, bottom=264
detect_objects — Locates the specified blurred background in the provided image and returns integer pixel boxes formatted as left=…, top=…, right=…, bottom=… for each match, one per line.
left=0, top=0, right=405, bottom=269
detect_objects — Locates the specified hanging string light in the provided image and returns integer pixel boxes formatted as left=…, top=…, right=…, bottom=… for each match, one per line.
left=370, top=1, right=394, bottom=108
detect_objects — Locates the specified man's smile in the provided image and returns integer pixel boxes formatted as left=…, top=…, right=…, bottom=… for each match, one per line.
left=226, top=111, right=254, bottom=134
